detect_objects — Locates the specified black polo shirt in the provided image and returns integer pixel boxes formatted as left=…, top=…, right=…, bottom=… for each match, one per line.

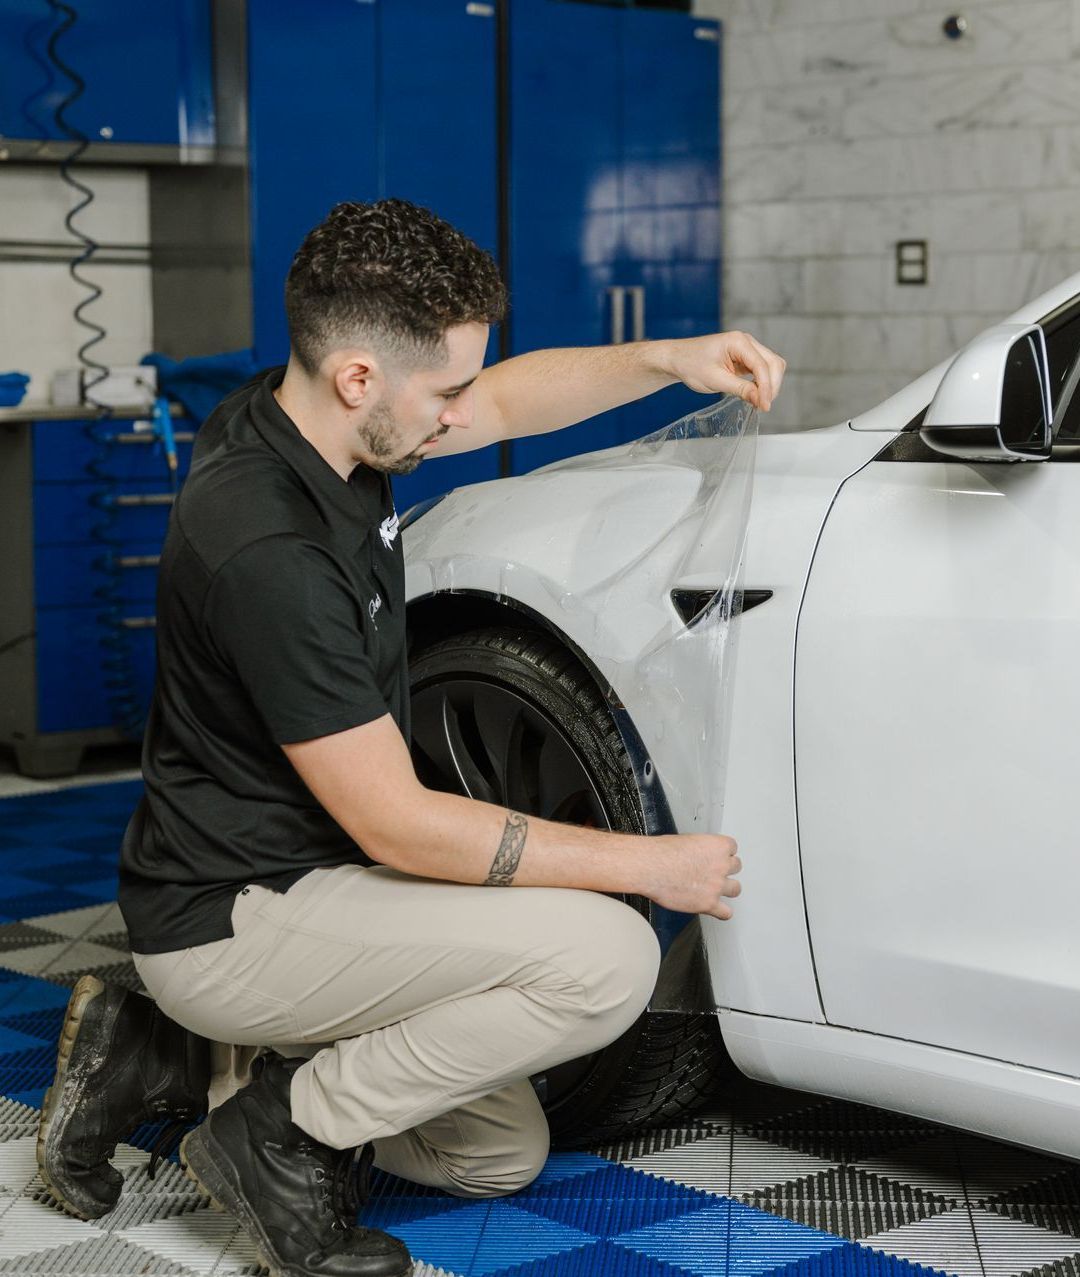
left=118, top=367, right=408, bottom=955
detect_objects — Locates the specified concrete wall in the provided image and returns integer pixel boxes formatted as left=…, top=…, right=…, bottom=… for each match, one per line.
left=0, top=167, right=152, bottom=403
left=694, top=0, right=1080, bottom=430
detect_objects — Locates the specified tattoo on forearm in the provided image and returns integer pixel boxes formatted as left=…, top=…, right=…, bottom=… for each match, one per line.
left=484, top=811, right=528, bottom=886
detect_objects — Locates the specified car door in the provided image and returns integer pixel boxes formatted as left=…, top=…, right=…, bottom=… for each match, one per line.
left=792, top=302, right=1080, bottom=1078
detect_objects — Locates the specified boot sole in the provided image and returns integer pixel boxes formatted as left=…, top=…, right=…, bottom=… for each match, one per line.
left=36, top=974, right=112, bottom=1220
left=179, top=1127, right=411, bottom=1277
left=180, top=1126, right=294, bottom=1277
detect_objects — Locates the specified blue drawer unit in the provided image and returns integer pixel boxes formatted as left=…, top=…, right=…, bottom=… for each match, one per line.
left=0, top=0, right=214, bottom=147
left=35, top=542, right=161, bottom=610
left=32, top=478, right=176, bottom=547
left=36, top=606, right=156, bottom=735
left=0, top=410, right=195, bottom=777
left=32, top=417, right=195, bottom=484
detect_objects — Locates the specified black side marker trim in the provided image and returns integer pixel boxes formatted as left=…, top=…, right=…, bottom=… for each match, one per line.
left=670, top=588, right=773, bottom=628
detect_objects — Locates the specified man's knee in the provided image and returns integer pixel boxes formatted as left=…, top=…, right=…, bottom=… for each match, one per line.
left=552, top=893, right=662, bottom=1045
left=441, top=1118, right=550, bottom=1199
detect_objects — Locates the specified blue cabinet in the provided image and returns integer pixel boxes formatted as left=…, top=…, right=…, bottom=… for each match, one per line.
left=247, top=0, right=380, bottom=367
left=246, top=0, right=502, bottom=514
left=0, top=0, right=214, bottom=147
left=508, top=0, right=720, bottom=473
left=245, top=0, right=719, bottom=506
left=378, top=0, right=504, bottom=515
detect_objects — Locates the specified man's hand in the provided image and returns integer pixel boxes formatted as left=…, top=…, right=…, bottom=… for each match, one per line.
left=645, top=834, right=742, bottom=921
left=660, top=331, right=787, bottom=412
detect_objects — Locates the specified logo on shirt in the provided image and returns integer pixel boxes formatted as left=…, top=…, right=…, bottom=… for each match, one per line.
left=379, top=511, right=400, bottom=550
left=369, top=593, right=383, bottom=621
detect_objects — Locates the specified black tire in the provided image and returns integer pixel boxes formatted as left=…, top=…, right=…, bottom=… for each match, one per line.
left=408, top=625, right=734, bottom=1148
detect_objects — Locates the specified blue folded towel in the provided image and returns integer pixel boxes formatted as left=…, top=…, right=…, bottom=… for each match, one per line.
left=140, top=349, right=262, bottom=424
left=0, top=372, right=30, bottom=407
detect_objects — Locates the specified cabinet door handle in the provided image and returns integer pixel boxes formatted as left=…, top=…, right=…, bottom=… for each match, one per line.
left=607, top=286, right=626, bottom=345
left=629, top=286, right=646, bottom=342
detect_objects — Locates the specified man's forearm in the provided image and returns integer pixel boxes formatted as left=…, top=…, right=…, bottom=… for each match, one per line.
left=477, top=340, right=680, bottom=440
left=379, top=786, right=659, bottom=896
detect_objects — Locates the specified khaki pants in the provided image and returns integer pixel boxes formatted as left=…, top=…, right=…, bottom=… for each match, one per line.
left=133, top=863, right=661, bottom=1198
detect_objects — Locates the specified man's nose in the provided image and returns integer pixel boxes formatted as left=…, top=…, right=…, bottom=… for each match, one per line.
left=439, top=389, right=474, bottom=429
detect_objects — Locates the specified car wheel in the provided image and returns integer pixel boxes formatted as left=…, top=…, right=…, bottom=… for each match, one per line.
left=409, top=625, right=733, bottom=1148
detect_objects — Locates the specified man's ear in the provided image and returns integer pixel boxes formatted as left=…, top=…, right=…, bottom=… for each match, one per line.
left=331, top=351, right=383, bottom=410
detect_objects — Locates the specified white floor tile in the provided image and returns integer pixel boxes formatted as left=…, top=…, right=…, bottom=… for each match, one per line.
left=861, top=1205, right=983, bottom=1277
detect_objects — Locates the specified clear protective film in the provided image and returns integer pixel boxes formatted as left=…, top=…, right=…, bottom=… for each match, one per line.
left=409, top=395, right=758, bottom=1003
left=531, top=394, right=757, bottom=844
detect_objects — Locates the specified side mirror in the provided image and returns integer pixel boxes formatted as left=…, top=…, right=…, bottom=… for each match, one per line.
left=921, top=323, right=1052, bottom=462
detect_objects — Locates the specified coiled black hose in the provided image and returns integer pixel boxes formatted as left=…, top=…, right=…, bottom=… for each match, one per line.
left=42, top=2, right=147, bottom=739
left=45, top=0, right=109, bottom=402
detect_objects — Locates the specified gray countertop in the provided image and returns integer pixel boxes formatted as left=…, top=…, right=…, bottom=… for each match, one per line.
left=0, top=402, right=185, bottom=423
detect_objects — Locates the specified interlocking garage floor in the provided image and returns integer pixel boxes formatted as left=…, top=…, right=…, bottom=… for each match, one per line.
left=0, top=777, right=1076, bottom=1277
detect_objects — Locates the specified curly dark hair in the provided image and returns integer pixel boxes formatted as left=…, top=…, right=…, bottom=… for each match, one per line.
left=284, top=199, right=507, bottom=374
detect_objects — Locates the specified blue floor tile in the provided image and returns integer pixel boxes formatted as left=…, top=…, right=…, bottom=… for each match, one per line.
left=0, top=1023, right=56, bottom=1055
left=67, top=876, right=121, bottom=903
left=759, top=1250, right=956, bottom=1277
left=519, top=1163, right=718, bottom=1237
left=484, top=1239, right=704, bottom=1277
left=0, top=891, right=105, bottom=922
left=613, top=1202, right=851, bottom=1277
left=0, top=1041, right=56, bottom=1106
left=471, top=1202, right=598, bottom=1274
left=0, top=978, right=73, bottom=1017
left=393, top=1201, right=492, bottom=1274
left=0, top=1006, right=67, bottom=1045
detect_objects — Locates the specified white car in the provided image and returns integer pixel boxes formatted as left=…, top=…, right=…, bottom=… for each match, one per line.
left=401, top=272, right=1080, bottom=1163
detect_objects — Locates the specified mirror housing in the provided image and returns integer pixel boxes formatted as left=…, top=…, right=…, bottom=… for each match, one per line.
left=921, top=323, right=1052, bottom=462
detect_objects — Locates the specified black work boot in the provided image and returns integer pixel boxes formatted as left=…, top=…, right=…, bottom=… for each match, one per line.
left=37, top=974, right=211, bottom=1219
left=179, top=1053, right=411, bottom=1277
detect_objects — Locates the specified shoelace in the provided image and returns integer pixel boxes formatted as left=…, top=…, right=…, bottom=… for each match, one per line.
left=146, top=1119, right=189, bottom=1181
left=306, top=1142, right=375, bottom=1231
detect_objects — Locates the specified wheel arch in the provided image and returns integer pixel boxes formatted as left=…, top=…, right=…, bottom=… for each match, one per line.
left=406, top=589, right=716, bottom=1014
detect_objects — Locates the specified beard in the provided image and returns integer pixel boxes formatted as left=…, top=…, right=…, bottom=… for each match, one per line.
left=359, top=399, right=429, bottom=476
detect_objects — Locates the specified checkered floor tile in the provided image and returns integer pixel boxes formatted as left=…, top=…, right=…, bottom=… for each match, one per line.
left=0, top=778, right=1078, bottom=1276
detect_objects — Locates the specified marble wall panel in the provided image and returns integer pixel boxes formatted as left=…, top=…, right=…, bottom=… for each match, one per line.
left=725, top=192, right=1022, bottom=259
left=1022, top=190, right=1080, bottom=251
left=797, top=128, right=1072, bottom=199
left=717, top=1, right=1071, bottom=92
left=755, top=370, right=909, bottom=432
left=845, top=64, right=1080, bottom=140
left=734, top=83, right=847, bottom=147
left=800, top=257, right=888, bottom=316
left=882, top=1, right=1073, bottom=77
left=697, top=0, right=1080, bottom=429
left=730, top=313, right=962, bottom=375
left=723, top=258, right=805, bottom=317
left=696, top=0, right=934, bottom=36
